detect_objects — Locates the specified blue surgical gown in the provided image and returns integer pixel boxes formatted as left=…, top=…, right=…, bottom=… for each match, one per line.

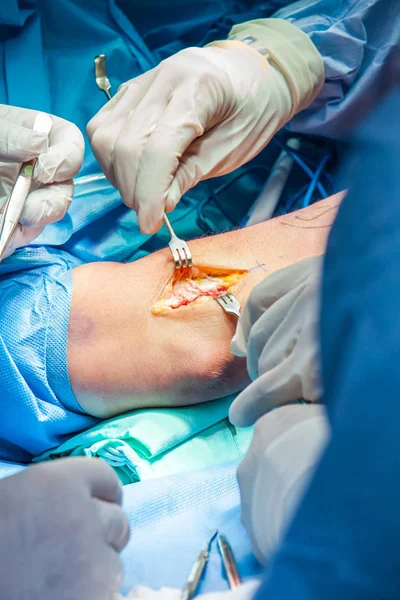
left=0, top=0, right=398, bottom=461
left=255, top=86, right=400, bottom=598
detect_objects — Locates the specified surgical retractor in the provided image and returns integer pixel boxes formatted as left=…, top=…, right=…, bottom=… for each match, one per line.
left=93, top=53, right=193, bottom=270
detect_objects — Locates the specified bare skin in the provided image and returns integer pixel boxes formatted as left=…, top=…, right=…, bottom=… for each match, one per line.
left=69, top=193, right=344, bottom=418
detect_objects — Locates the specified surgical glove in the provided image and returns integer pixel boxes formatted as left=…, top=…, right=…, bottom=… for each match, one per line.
left=237, top=404, right=329, bottom=564
left=230, top=256, right=323, bottom=427
left=126, top=581, right=260, bottom=600
left=87, top=19, right=323, bottom=234
left=0, top=104, right=84, bottom=258
left=0, top=457, right=129, bottom=600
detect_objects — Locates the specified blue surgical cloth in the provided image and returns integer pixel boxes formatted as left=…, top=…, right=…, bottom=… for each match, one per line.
left=276, top=0, right=400, bottom=137
left=35, top=396, right=254, bottom=485
left=120, top=463, right=263, bottom=594
left=255, top=88, right=400, bottom=598
left=0, top=247, right=97, bottom=463
left=0, top=459, right=263, bottom=593
left=0, top=460, right=25, bottom=480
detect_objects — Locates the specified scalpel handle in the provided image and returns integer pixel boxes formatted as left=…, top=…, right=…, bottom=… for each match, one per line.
left=217, top=533, right=242, bottom=589
left=0, top=113, right=53, bottom=261
left=180, top=549, right=208, bottom=600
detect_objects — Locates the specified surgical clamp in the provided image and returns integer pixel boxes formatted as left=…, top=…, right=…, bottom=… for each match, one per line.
left=0, top=112, right=53, bottom=263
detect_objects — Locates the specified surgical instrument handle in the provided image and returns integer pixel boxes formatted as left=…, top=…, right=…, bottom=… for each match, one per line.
left=162, top=213, right=175, bottom=238
left=0, top=162, right=35, bottom=239
left=217, top=533, right=242, bottom=589
left=180, top=548, right=209, bottom=600
left=180, top=530, right=217, bottom=600
left=0, top=113, right=53, bottom=262
left=94, top=54, right=112, bottom=100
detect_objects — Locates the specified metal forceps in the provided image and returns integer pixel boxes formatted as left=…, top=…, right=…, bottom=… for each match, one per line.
left=180, top=530, right=241, bottom=600
left=0, top=112, right=53, bottom=262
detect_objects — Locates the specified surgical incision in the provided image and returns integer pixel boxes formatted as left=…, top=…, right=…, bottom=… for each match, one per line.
left=152, top=266, right=247, bottom=314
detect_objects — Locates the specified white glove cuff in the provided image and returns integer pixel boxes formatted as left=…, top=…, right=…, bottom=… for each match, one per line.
left=227, top=18, right=324, bottom=118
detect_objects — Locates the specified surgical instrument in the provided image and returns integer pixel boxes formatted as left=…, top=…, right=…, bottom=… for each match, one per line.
left=180, top=530, right=218, bottom=600
left=163, top=213, right=193, bottom=270
left=0, top=112, right=53, bottom=263
left=217, top=532, right=242, bottom=589
left=93, top=54, right=193, bottom=270
left=215, top=293, right=241, bottom=318
left=94, top=54, right=112, bottom=100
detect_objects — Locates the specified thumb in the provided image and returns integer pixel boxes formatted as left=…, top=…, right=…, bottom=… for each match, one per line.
left=0, top=117, right=48, bottom=163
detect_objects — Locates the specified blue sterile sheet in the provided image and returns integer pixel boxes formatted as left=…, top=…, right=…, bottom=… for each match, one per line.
left=0, top=458, right=263, bottom=593
left=120, top=463, right=263, bottom=595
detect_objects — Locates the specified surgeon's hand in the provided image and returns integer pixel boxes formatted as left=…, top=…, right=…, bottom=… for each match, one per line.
left=0, top=104, right=84, bottom=258
left=237, top=404, right=328, bottom=565
left=87, top=18, right=323, bottom=234
left=230, top=256, right=323, bottom=427
left=0, top=458, right=129, bottom=600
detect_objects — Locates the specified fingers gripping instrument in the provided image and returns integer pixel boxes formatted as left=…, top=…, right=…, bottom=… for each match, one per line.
left=93, top=54, right=193, bottom=270
left=0, top=112, right=53, bottom=262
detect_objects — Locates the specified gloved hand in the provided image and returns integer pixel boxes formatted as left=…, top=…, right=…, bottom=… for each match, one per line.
left=125, top=581, right=260, bottom=600
left=230, top=256, right=323, bottom=428
left=0, top=104, right=84, bottom=258
left=237, top=404, right=329, bottom=564
left=0, top=457, right=130, bottom=600
left=87, top=19, right=323, bottom=234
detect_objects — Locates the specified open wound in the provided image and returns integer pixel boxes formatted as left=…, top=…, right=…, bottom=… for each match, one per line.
left=152, top=266, right=247, bottom=314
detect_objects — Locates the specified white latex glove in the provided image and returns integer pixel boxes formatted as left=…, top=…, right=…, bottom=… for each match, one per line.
left=230, top=256, right=323, bottom=428
left=88, top=19, right=323, bottom=234
left=125, top=581, right=260, bottom=600
left=0, top=458, right=129, bottom=600
left=0, top=104, right=84, bottom=258
left=237, top=404, right=329, bottom=564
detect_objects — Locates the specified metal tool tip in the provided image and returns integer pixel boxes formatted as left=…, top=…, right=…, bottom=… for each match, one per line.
left=94, top=54, right=107, bottom=78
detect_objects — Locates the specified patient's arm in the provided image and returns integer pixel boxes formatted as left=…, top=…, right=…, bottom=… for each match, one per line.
left=69, top=193, right=344, bottom=418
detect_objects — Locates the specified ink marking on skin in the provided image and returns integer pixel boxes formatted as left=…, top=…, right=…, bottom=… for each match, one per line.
left=280, top=204, right=340, bottom=229
left=248, top=260, right=268, bottom=273
left=280, top=223, right=332, bottom=229
left=293, top=205, right=340, bottom=221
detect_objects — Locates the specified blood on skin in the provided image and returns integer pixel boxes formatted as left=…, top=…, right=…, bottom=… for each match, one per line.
left=152, top=266, right=247, bottom=314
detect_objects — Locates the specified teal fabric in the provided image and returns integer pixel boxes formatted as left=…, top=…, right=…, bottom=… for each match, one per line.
left=35, top=395, right=254, bottom=484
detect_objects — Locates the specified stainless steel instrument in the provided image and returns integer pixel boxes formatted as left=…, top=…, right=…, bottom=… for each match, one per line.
left=0, top=112, right=53, bottom=262
left=163, top=213, right=193, bottom=270
left=215, top=293, right=241, bottom=318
